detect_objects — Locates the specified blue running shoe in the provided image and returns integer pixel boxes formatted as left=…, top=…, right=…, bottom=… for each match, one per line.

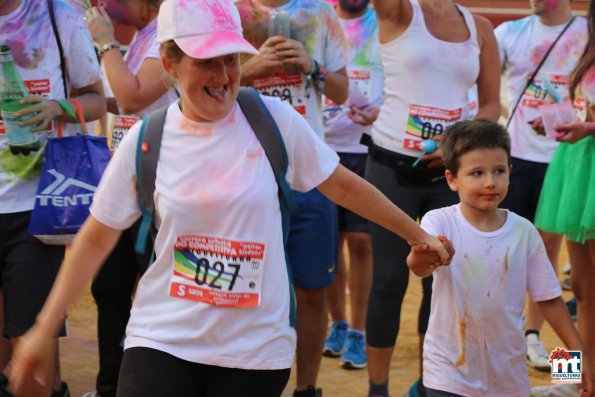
left=404, top=379, right=426, bottom=397
left=340, top=330, right=367, bottom=369
left=323, top=321, right=348, bottom=357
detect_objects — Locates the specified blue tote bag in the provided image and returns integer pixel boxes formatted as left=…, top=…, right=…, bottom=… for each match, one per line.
left=28, top=100, right=110, bottom=244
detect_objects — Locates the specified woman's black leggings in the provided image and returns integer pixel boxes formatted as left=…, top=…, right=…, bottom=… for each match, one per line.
left=117, top=347, right=291, bottom=397
left=365, top=156, right=458, bottom=348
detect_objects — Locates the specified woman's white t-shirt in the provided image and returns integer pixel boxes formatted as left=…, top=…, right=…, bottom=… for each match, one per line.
left=420, top=205, right=562, bottom=396
left=90, top=96, right=339, bottom=369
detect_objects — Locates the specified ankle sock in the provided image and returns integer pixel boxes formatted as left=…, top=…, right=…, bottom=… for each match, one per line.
left=368, top=381, right=389, bottom=397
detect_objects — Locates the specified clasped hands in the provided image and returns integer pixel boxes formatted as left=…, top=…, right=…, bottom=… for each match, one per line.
left=247, top=36, right=314, bottom=76
left=407, top=235, right=455, bottom=278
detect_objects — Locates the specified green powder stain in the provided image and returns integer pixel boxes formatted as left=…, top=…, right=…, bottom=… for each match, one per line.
left=0, top=146, right=44, bottom=181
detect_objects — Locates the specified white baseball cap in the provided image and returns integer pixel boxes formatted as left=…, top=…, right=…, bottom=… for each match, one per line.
left=157, top=0, right=258, bottom=59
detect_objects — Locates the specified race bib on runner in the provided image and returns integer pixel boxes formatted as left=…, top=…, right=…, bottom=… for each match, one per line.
left=403, top=104, right=463, bottom=151
left=170, top=235, right=266, bottom=308
left=0, top=79, right=53, bottom=134
left=522, top=72, right=570, bottom=108
left=107, top=114, right=139, bottom=151
left=253, top=71, right=308, bottom=116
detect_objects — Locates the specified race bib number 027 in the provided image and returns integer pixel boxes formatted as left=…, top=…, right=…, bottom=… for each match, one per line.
left=170, top=235, right=266, bottom=308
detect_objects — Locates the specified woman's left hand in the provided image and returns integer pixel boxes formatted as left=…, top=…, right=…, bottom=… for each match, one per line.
left=84, top=7, right=115, bottom=46
left=555, top=121, right=595, bottom=144
left=15, top=96, right=64, bottom=131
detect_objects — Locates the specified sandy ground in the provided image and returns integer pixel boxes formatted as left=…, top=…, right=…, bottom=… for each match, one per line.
left=60, top=253, right=572, bottom=397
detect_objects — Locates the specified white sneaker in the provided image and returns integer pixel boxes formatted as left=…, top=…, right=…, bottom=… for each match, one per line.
left=526, top=333, right=551, bottom=371
left=530, top=383, right=578, bottom=397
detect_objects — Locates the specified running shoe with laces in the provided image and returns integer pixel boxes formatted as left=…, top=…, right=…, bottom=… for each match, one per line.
left=323, top=321, right=348, bottom=357
left=340, top=330, right=367, bottom=369
left=526, top=333, right=551, bottom=371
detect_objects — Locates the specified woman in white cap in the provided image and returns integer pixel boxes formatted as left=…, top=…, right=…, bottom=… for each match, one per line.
left=9, top=0, right=451, bottom=395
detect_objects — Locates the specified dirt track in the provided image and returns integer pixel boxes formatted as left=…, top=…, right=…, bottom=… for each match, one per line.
left=61, top=258, right=570, bottom=397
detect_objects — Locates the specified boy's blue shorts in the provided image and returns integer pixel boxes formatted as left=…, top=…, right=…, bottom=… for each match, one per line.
left=286, top=189, right=338, bottom=289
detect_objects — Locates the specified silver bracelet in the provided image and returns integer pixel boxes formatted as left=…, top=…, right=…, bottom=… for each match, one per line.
left=97, top=40, right=120, bottom=58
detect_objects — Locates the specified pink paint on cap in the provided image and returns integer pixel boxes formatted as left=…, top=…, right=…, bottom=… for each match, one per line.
left=157, top=0, right=258, bottom=59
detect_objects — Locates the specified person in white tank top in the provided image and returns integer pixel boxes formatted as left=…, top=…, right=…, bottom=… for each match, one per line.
left=365, top=1, right=500, bottom=397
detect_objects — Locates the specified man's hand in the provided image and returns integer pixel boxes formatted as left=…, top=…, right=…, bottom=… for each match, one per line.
left=274, top=38, right=312, bottom=73
left=15, top=96, right=64, bottom=131
left=347, top=105, right=379, bottom=126
left=241, top=36, right=286, bottom=85
left=84, top=7, right=115, bottom=47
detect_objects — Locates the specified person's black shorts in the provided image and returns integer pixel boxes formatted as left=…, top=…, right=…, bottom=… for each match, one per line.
left=499, top=157, right=549, bottom=222
left=0, top=211, right=66, bottom=336
left=337, top=152, right=369, bottom=233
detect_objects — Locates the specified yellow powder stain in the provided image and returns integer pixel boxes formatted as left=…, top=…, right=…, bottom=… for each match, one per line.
left=503, top=247, right=509, bottom=272
left=455, top=319, right=466, bottom=367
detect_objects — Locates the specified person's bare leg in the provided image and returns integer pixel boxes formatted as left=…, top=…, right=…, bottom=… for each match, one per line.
left=295, top=286, right=328, bottom=391
left=346, top=232, right=372, bottom=331
left=568, top=240, right=595, bottom=383
left=526, top=231, right=563, bottom=332
left=328, top=236, right=347, bottom=323
left=367, top=346, right=394, bottom=384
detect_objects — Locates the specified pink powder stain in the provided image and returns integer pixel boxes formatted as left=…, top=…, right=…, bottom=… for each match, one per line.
left=178, top=118, right=213, bottom=136
left=247, top=147, right=264, bottom=158
left=206, top=0, right=237, bottom=31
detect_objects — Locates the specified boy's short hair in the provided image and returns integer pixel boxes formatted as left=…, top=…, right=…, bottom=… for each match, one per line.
left=441, top=119, right=511, bottom=174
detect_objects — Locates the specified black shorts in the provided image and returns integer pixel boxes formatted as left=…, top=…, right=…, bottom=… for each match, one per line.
left=499, top=157, right=549, bottom=222
left=0, top=211, right=65, bottom=336
left=337, top=152, right=369, bottom=233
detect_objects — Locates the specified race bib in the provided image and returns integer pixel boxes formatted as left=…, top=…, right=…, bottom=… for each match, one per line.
left=253, top=72, right=308, bottom=116
left=0, top=79, right=53, bottom=134
left=403, top=104, right=463, bottom=151
left=107, top=114, right=139, bottom=151
left=170, top=235, right=266, bottom=308
left=522, top=72, right=570, bottom=108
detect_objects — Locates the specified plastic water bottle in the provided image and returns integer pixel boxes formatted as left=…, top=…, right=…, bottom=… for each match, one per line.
left=0, top=45, right=40, bottom=155
left=268, top=9, right=290, bottom=38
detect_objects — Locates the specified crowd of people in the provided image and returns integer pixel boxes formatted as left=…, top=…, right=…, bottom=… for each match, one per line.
left=0, top=0, right=593, bottom=396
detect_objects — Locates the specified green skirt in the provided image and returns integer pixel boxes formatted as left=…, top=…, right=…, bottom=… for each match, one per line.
left=535, top=136, right=595, bottom=243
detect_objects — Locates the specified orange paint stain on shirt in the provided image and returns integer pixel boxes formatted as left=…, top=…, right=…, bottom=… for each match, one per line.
left=455, top=319, right=466, bottom=367
left=503, top=248, right=509, bottom=272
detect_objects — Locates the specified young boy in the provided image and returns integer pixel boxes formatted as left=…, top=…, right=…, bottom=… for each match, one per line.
left=407, top=120, right=588, bottom=397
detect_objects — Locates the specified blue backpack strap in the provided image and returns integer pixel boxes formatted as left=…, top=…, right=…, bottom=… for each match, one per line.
left=134, top=106, right=168, bottom=256
left=236, top=87, right=298, bottom=327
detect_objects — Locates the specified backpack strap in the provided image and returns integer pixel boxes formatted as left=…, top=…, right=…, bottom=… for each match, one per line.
left=134, top=106, right=168, bottom=256
left=236, top=87, right=298, bottom=327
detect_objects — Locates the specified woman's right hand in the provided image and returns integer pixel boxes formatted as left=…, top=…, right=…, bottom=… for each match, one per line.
left=9, top=324, right=55, bottom=396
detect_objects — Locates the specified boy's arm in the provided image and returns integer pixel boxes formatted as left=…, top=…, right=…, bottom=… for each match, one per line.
left=538, top=297, right=592, bottom=395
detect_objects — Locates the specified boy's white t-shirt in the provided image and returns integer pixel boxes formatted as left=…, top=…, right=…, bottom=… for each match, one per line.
left=420, top=204, right=562, bottom=397
left=90, top=96, right=339, bottom=369
left=495, top=15, right=587, bottom=163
